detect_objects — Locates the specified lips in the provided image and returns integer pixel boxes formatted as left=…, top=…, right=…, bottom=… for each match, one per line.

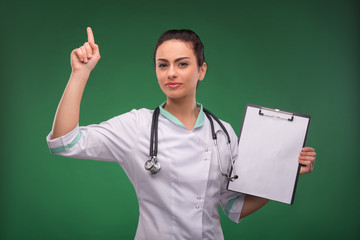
left=166, top=82, right=182, bottom=88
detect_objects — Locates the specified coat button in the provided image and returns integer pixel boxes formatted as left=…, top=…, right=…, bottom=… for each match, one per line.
left=195, top=205, right=200, bottom=209
left=197, top=195, right=201, bottom=200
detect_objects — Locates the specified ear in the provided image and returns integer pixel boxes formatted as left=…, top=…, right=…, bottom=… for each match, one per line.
left=198, top=62, right=207, bottom=81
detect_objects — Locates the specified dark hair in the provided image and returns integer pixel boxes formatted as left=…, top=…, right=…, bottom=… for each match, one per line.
left=153, top=29, right=205, bottom=67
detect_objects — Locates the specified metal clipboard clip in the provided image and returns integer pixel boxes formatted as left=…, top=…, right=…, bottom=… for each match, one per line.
left=258, top=107, right=294, bottom=121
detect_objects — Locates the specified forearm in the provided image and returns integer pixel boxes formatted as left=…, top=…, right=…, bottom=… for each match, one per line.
left=240, top=194, right=269, bottom=219
left=50, top=70, right=90, bottom=139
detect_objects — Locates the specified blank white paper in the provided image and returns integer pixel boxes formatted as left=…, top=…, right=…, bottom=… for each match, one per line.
left=228, top=105, right=310, bottom=204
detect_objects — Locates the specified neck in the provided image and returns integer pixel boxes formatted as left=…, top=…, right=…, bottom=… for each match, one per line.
left=164, top=97, right=199, bottom=130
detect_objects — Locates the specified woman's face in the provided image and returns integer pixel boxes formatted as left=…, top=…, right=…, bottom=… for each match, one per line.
left=155, top=40, right=207, bottom=101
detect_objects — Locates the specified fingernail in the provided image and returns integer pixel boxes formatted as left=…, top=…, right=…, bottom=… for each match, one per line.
left=84, top=58, right=88, bottom=62
left=88, top=53, right=92, bottom=58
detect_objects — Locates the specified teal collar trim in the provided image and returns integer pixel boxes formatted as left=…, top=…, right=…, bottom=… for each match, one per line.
left=159, top=102, right=205, bottom=129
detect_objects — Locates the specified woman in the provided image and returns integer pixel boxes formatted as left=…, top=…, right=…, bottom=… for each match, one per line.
left=46, top=27, right=316, bottom=239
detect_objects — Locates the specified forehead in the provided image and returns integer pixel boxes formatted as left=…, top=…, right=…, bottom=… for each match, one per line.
left=155, top=40, right=195, bottom=60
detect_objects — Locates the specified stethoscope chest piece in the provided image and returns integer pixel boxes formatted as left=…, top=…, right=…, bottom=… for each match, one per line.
left=145, top=156, right=161, bottom=175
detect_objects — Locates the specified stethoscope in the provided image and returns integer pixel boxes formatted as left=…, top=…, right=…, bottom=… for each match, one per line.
left=144, top=107, right=238, bottom=181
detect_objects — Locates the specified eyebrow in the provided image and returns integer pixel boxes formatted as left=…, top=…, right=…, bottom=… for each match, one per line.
left=157, top=57, right=190, bottom=62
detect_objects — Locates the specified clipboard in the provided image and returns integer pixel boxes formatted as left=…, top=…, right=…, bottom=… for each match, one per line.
left=227, top=104, right=311, bottom=204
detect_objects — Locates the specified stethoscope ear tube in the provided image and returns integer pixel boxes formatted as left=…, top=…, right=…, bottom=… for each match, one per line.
left=203, top=108, right=231, bottom=143
left=149, top=107, right=160, bottom=158
left=146, top=107, right=161, bottom=175
left=227, top=140, right=238, bottom=181
left=214, top=130, right=238, bottom=181
left=204, top=108, right=237, bottom=181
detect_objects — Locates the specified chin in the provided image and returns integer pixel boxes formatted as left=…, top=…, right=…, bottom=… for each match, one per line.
left=161, top=88, right=195, bottom=101
left=165, top=94, right=184, bottom=100
left=161, top=89, right=180, bottom=99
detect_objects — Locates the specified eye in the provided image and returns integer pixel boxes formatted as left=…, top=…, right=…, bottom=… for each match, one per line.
left=179, top=62, right=188, bottom=67
left=158, top=63, right=168, bottom=69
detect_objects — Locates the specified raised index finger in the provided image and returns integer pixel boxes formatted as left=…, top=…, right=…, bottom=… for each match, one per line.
left=87, top=27, right=95, bottom=44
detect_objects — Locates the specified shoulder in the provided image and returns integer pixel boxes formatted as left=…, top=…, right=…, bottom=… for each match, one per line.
left=217, top=118, right=236, bottom=134
left=112, top=108, right=153, bottom=122
left=93, top=108, right=154, bottom=132
left=202, top=107, right=237, bottom=137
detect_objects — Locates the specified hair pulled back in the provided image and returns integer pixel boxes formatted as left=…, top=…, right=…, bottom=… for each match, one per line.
left=154, top=29, right=205, bottom=68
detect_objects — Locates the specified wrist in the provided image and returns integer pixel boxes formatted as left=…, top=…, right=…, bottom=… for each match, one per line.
left=71, top=69, right=91, bottom=78
left=67, top=70, right=91, bottom=91
left=70, top=70, right=91, bottom=84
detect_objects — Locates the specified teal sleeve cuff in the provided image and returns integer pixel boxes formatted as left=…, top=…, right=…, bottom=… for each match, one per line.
left=46, top=125, right=81, bottom=154
left=224, top=193, right=245, bottom=223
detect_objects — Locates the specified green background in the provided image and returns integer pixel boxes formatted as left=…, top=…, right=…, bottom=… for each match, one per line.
left=1, top=0, right=359, bottom=239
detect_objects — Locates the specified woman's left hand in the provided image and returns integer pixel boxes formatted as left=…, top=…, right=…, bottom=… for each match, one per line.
left=298, top=147, right=316, bottom=174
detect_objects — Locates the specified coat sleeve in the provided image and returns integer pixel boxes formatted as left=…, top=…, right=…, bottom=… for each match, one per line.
left=219, top=122, right=245, bottom=223
left=45, top=109, right=141, bottom=166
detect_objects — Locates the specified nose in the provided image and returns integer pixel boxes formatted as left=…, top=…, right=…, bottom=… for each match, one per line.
left=167, top=65, right=177, bottom=80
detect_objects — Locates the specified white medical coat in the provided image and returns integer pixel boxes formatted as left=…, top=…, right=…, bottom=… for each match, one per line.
left=46, top=104, right=244, bottom=240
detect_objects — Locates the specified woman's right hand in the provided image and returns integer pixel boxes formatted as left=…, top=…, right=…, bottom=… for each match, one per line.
left=71, top=27, right=100, bottom=73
